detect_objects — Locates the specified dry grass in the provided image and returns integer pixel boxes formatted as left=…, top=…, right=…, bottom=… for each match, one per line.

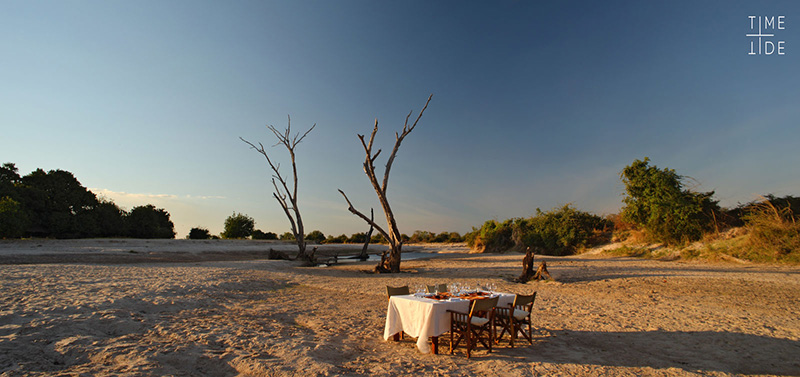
left=735, top=200, right=800, bottom=263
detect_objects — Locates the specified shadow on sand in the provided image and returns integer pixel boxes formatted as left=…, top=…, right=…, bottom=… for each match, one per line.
left=500, top=328, right=800, bottom=375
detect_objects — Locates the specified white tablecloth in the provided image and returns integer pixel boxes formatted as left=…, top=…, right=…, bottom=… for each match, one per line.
left=383, top=293, right=515, bottom=353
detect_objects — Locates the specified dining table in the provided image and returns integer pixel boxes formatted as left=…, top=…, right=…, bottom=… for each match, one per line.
left=383, top=291, right=515, bottom=354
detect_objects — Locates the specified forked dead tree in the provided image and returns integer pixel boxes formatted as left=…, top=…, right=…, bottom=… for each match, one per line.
left=240, top=117, right=316, bottom=263
left=338, top=95, right=433, bottom=273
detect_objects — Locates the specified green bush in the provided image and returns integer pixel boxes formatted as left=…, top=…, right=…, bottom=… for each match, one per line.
left=127, top=204, right=176, bottom=239
left=620, top=157, right=720, bottom=245
left=465, top=206, right=610, bottom=255
left=188, top=227, right=211, bottom=239
left=516, top=205, right=611, bottom=255
left=323, top=234, right=348, bottom=244
left=406, top=231, right=462, bottom=243
left=348, top=232, right=367, bottom=243
left=279, top=232, right=295, bottom=241
left=370, top=233, right=386, bottom=244
left=408, top=230, right=433, bottom=243
left=252, top=229, right=278, bottom=240
left=465, top=219, right=515, bottom=253
left=0, top=196, right=30, bottom=238
left=221, top=212, right=255, bottom=239
left=306, top=230, right=326, bottom=243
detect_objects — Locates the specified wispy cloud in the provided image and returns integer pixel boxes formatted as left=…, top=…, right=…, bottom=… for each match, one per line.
left=91, top=189, right=225, bottom=201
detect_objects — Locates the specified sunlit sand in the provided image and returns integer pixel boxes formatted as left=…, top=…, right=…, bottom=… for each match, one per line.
left=1, top=239, right=798, bottom=376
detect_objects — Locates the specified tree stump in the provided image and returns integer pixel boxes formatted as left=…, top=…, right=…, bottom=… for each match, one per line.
left=374, top=249, right=391, bottom=273
left=517, top=247, right=552, bottom=283
left=532, top=261, right=551, bottom=281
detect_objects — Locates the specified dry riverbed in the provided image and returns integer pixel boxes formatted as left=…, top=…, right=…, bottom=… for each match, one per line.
left=0, top=239, right=798, bottom=376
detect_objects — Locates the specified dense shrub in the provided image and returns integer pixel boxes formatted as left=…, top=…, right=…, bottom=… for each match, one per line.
left=252, top=229, right=278, bottom=240
left=324, top=234, right=348, bottom=244
left=305, top=230, right=326, bottom=243
left=407, top=230, right=463, bottom=243
left=465, top=219, right=515, bottom=253
left=370, top=233, right=386, bottom=244
left=221, top=212, right=255, bottom=239
left=188, top=227, right=211, bottom=239
left=620, top=157, right=720, bottom=245
left=0, top=196, right=29, bottom=238
left=466, top=206, right=610, bottom=255
left=516, top=205, right=611, bottom=255
left=126, top=205, right=176, bottom=239
left=348, top=232, right=367, bottom=243
left=279, top=232, right=295, bottom=241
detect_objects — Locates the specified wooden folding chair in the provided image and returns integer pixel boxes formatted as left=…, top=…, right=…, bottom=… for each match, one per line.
left=447, top=296, right=499, bottom=358
left=495, top=292, right=536, bottom=347
left=386, top=285, right=410, bottom=340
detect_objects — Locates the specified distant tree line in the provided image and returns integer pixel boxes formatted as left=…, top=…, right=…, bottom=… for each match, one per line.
left=0, top=162, right=175, bottom=239
left=193, top=212, right=466, bottom=245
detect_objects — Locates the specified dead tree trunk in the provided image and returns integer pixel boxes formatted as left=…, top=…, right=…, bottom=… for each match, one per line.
left=518, top=247, right=536, bottom=282
left=338, top=95, right=432, bottom=273
left=358, top=209, right=374, bottom=261
left=240, top=116, right=316, bottom=263
left=517, top=247, right=551, bottom=283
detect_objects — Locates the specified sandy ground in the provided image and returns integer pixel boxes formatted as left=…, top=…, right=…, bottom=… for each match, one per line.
left=0, top=239, right=798, bottom=376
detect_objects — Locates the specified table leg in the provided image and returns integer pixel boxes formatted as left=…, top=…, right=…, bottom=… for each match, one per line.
left=431, top=336, right=439, bottom=354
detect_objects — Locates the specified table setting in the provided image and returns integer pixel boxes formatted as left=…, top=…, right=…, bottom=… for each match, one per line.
left=383, top=282, right=514, bottom=354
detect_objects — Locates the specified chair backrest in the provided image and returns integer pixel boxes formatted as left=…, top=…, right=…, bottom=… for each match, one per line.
left=386, top=285, right=409, bottom=298
left=426, top=284, right=448, bottom=293
left=513, top=292, right=536, bottom=310
left=469, top=296, right=499, bottom=318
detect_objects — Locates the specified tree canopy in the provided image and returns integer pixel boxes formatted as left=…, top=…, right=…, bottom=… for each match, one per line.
left=221, top=212, right=255, bottom=239
left=620, top=157, right=719, bottom=245
left=0, top=162, right=175, bottom=239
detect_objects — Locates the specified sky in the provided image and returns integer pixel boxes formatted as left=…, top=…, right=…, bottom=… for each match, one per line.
left=2, top=1, right=799, bottom=238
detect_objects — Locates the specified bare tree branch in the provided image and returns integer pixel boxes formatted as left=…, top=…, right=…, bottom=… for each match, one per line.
left=382, top=94, right=432, bottom=194
left=338, top=189, right=392, bottom=243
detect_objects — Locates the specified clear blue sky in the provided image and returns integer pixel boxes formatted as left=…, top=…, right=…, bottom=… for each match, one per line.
left=2, top=1, right=799, bottom=238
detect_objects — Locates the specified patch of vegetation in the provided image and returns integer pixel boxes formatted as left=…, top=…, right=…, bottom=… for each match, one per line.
left=0, top=162, right=175, bottom=239
left=305, top=230, right=326, bottom=243
left=606, top=245, right=678, bottom=260
left=620, top=157, right=720, bottom=245
left=736, top=199, right=799, bottom=263
left=466, top=205, right=610, bottom=255
left=188, top=227, right=211, bottom=240
left=221, top=212, right=255, bottom=239
left=408, top=230, right=464, bottom=243
left=252, top=229, right=278, bottom=240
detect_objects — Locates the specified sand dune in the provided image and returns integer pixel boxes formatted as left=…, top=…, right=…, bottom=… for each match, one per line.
left=1, top=240, right=798, bottom=376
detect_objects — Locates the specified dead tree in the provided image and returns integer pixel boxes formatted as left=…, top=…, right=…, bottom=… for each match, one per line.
left=517, top=247, right=552, bottom=283
left=240, top=116, right=316, bottom=263
left=357, top=208, right=375, bottom=261
left=338, top=95, right=433, bottom=273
